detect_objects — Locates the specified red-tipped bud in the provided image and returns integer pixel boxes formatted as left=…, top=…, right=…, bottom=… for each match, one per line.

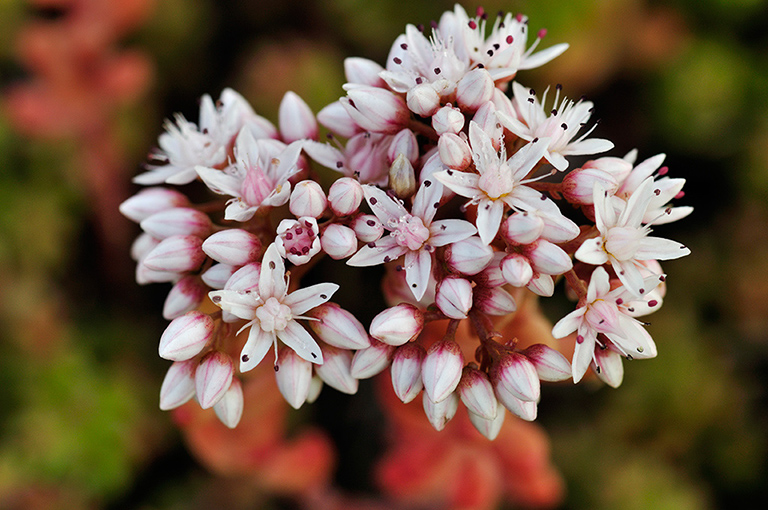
left=213, top=378, right=243, bottom=429
left=423, top=391, right=459, bottom=431
left=371, top=304, right=424, bottom=346
left=350, top=339, right=395, bottom=379
left=163, top=276, right=207, bottom=320
left=474, top=286, right=517, bottom=315
left=120, top=187, right=189, bottom=223
left=306, top=303, right=371, bottom=349
left=321, top=224, right=358, bottom=260
left=406, top=82, right=441, bottom=117
left=314, top=344, right=358, bottom=395
left=435, top=277, right=473, bottom=319
left=159, top=360, right=196, bottom=410
left=524, top=239, right=573, bottom=275
left=502, top=211, right=545, bottom=245
left=289, top=180, right=327, bottom=218
left=352, top=214, right=384, bottom=243
left=143, top=235, right=205, bottom=273
left=478, top=252, right=506, bottom=287
left=279, top=91, right=318, bottom=142
left=391, top=342, right=426, bottom=403
left=328, top=177, right=364, bottom=216
left=422, top=340, right=464, bottom=403
left=159, top=311, right=214, bottom=361
left=195, top=351, right=234, bottom=409
left=432, top=104, right=465, bottom=135
left=202, top=229, right=261, bottom=266
left=501, top=253, right=533, bottom=287
left=445, top=236, right=493, bottom=275
left=438, top=132, right=472, bottom=170
left=468, top=401, right=506, bottom=440
left=458, top=366, right=498, bottom=420
left=522, top=344, right=573, bottom=382
left=224, top=262, right=261, bottom=292
left=562, top=167, right=620, bottom=205
left=275, top=346, right=313, bottom=409
left=491, top=352, right=541, bottom=403
left=456, top=68, right=494, bottom=112
left=141, top=207, right=212, bottom=239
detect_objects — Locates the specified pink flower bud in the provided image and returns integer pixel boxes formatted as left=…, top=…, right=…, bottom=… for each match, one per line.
left=120, top=187, right=189, bottom=223
left=472, top=102, right=502, bottom=147
left=502, top=211, right=545, bottom=245
left=435, top=277, right=473, bottom=319
left=474, top=286, right=517, bottom=315
left=275, top=346, right=313, bottom=409
left=352, top=214, right=384, bottom=243
left=201, top=263, right=237, bottom=289
left=163, top=276, right=207, bottom=320
left=370, top=304, right=424, bottom=346
left=159, top=360, right=196, bottom=410
left=445, top=236, right=493, bottom=275
left=159, top=311, right=214, bottom=361
left=478, top=252, right=506, bottom=287
left=524, top=239, right=573, bottom=275
left=527, top=272, right=555, bottom=297
left=583, top=156, right=633, bottom=181
left=391, top=342, right=425, bottom=403
left=388, top=128, right=419, bottom=165
left=320, top=224, right=358, bottom=260
left=468, top=401, right=506, bottom=440
left=224, top=262, right=261, bottom=292
left=328, top=177, right=364, bottom=216
left=495, top=390, right=537, bottom=421
left=388, top=154, right=417, bottom=198
left=491, top=352, right=541, bottom=403
left=522, top=344, right=573, bottom=382
left=131, top=233, right=159, bottom=262
left=279, top=91, right=318, bottom=142
left=432, top=104, right=464, bottom=135
left=306, top=302, right=371, bottom=349
left=344, top=57, right=386, bottom=87
left=306, top=375, right=324, bottom=404
left=350, top=339, right=395, bottom=379
left=140, top=207, right=212, bottom=239
left=314, top=344, right=358, bottom=394
left=501, top=253, right=533, bottom=287
left=289, top=180, right=327, bottom=218
left=458, top=366, right=498, bottom=420
left=593, top=347, right=624, bottom=388
left=213, top=378, right=243, bottom=429
left=275, top=217, right=321, bottom=265
left=423, top=391, right=459, bottom=431
left=342, top=86, right=409, bottom=134
left=562, top=167, right=619, bottom=205
left=422, top=340, right=464, bottom=403
left=539, top=213, right=580, bottom=244
left=438, top=132, right=472, bottom=170
left=406, top=82, right=441, bottom=117
left=317, top=101, right=359, bottom=138
left=456, top=68, right=494, bottom=112
left=202, top=229, right=262, bottom=266
left=136, top=261, right=176, bottom=285
left=195, top=351, right=234, bottom=409
left=143, top=235, right=205, bottom=273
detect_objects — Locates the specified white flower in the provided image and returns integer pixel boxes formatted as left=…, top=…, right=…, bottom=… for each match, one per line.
left=208, top=243, right=338, bottom=372
left=575, top=177, right=691, bottom=296
left=497, top=82, right=613, bottom=170
left=196, top=129, right=302, bottom=221
left=347, top=180, right=476, bottom=300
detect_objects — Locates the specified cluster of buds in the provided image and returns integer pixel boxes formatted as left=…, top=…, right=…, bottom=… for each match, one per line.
left=121, top=5, right=691, bottom=437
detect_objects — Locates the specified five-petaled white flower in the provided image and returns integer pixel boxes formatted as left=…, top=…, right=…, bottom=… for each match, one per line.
left=347, top=179, right=476, bottom=300
left=434, top=122, right=552, bottom=244
left=575, top=177, right=690, bottom=297
left=209, top=243, right=338, bottom=372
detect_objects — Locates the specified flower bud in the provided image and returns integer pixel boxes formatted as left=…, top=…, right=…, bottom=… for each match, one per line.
left=370, top=304, right=424, bottom=346
left=472, top=102, right=502, bottom=147
left=350, top=339, right=395, bottom=379
left=328, top=177, right=364, bottom=216
left=593, top=347, right=624, bottom=388
left=275, top=346, right=313, bottom=409
left=432, top=104, right=464, bottom=135
left=195, top=351, right=234, bottom=409
left=423, top=391, right=459, bottom=431
left=478, top=252, right=506, bottom=287
left=314, top=344, right=358, bottom=395
left=459, top=366, right=498, bottom=420
left=468, top=401, right=506, bottom=440
left=201, top=263, right=237, bottom=289
left=389, top=154, right=417, bottom=199
left=141, top=207, right=212, bottom=239
left=306, top=302, right=371, bottom=349
left=445, top=236, right=493, bottom=275
left=438, top=132, right=472, bottom=170
left=275, top=217, right=321, bottom=265
left=391, top=342, right=426, bottom=403
left=491, top=352, right=541, bottom=403
left=388, top=128, right=419, bottom=166
left=159, top=311, right=214, bottom=361
left=279, top=91, right=318, bottom=143
left=344, top=57, right=386, bottom=87
left=522, top=344, right=572, bottom=382
left=525, top=239, right=573, bottom=276
left=527, top=272, right=555, bottom=297
left=317, top=101, right=359, bottom=138
left=159, top=360, right=197, bottom=410
left=351, top=214, right=384, bottom=243
left=342, top=86, right=409, bottom=134
left=136, top=261, right=177, bottom=285
left=120, top=187, right=189, bottom=223
left=202, top=229, right=262, bottom=266
left=584, top=156, right=633, bottom=182
left=321, top=224, right=358, bottom=260
left=539, top=212, right=580, bottom=244
left=224, top=262, right=261, bottom=292
left=213, top=378, right=243, bottom=429
left=289, top=180, right=327, bottom=218
left=406, top=82, right=441, bottom=117
left=495, top=390, right=538, bottom=421
left=502, top=212, right=545, bottom=245
left=562, top=167, right=619, bottom=205
left=435, top=277, right=473, bottom=319
left=422, top=340, right=464, bottom=403
left=131, top=232, right=159, bottom=262
left=143, top=235, right=205, bottom=273
left=306, top=375, right=324, bottom=404
left=501, top=253, right=533, bottom=287
left=163, top=276, right=207, bottom=320
left=456, top=68, right=494, bottom=112
left=474, top=286, right=517, bottom=315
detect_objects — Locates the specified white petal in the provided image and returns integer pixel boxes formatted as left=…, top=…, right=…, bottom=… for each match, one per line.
left=208, top=290, right=258, bottom=320
left=428, top=219, right=477, bottom=247
left=433, top=169, right=480, bottom=199
left=635, top=236, right=690, bottom=261
left=276, top=320, right=324, bottom=364
left=259, top=243, right=287, bottom=298
left=196, top=166, right=242, bottom=197
left=575, top=237, right=609, bottom=265
left=347, top=237, right=407, bottom=267
left=475, top=199, right=505, bottom=244
left=362, top=185, right=407, bottom=225
left=239, top=326, right=274, bottom=372
left=572, top=332, right=596, bottom=384
left=405, top=249, right=432, bottom=301
left=283, top=283, right=339, bottom=316
left=551, top=308, right=586, bottom=338
left=520, top=42, right=569, bottom=69
left=411, top=178, right=444, bottom=224
left=587, top=266, right=611, bottom=302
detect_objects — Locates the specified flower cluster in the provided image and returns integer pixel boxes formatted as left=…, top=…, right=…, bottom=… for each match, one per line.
left=121, top=5, right=691, bottom=436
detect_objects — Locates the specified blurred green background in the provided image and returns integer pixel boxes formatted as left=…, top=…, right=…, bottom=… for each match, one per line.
left=1, top=0, right=767, bottom=508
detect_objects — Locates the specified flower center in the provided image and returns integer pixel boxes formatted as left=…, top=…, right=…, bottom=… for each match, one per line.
left=279, top=219, right=317, bottom=258
left=241, top=167, right=274, bottom=205
left=584, top=299, right=619, bottom=333
left=478, top=162, right=514, bottom=200
left=392, top=214, right=430, bottom=251
left=604, top=226, right=642, bottom=261
left=256, top=297, right=292, bottom=332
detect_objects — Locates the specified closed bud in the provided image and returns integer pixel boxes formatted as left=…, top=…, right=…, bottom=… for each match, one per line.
left=406, top=82, right=441, bottom=117
left=120, top=187, right=189, bottom=223
left=370, top=304, right=424, bottom=346
left=195, top=351, right=234, bottom=409
left=275, top=346, right=313, bottom=409
left=201, top=263, right=237, bottom=289
left=389, top=154, right=417, bottom=198
left=224, top=262, right=261, bottom=292
left=275, top=217, right=321, bottom=265
left=344, top=57, right=386, bottom=87
left=321, top=224, right=358, bottom=259
left=202, top=229, right=261, bottom=266
left=391, top=342, right=426, bottom=403
left=435, top=277, right=473, bottom=319
left=468, top=401, right=506, bottom=440
left=456, top=68, right=494, bottom=112
left=478, top=252, right=506, bottom=287
left=593, top=347, right=624, bottom=388
left=584, top=156, right=633, bottom=182
left=438, top=133, right=472, bottom=170
left=525, top=239, right=573, bottom=275
left=539, top=212, right=580, bottom=244
left=317, top=101, right=359, bottom=138
left=314, top=344, right=358, bottom=395
left=432, top=104, right=464, bottom=135
left=458, top=366, right=498, bottom=420
left=306, top=375, right=324, bottom=404
left=502, top=212, right=545, bottom=245
left=163, top=276, right=207, bottom=320
left=289, top=180, right=327, bottom=218
left=494, top=388, right=538, bottom=421
left=472, top=102, right=502, bottom=147
left=213, top=378, right=244, bottom=429
left=351, top=214, right=384, bottom=243
left=143, top=235, right=205, bottom=273
left=501, top=253, right=533, bottom=287
left=279, top=91, right=318, bottom=142
left=562, top=167, right=619, bottom=205
left=422, top=340, right=464, bottom=403
left=342, top=86, right=409, bottom=134
left=328, top=177, right=364, bottom=216
left=159, top=360, right=197, bottom=410
left=141, top=207, right=212, bottom=239
left=388, top=128, right=419, bottom=166
left=159, top=311, right=214, bottom=361
left=474, top=286, right=517, bottom=315
left=351, top=339, right=395, bottom=379
left=423, top=391, right=459, bottom=431
left=491, top=352, right=541, bottom=403
left=527, top=272, right=555, bottom=297
left=445, top=236, right=493, bottom=275
left=131, top=233, right=159, bottom=262
left=136, top=261, right=177, bottom=285
left=306, top=303, right=371, bottom=349
left=522, top=344, right=572, bottom=382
